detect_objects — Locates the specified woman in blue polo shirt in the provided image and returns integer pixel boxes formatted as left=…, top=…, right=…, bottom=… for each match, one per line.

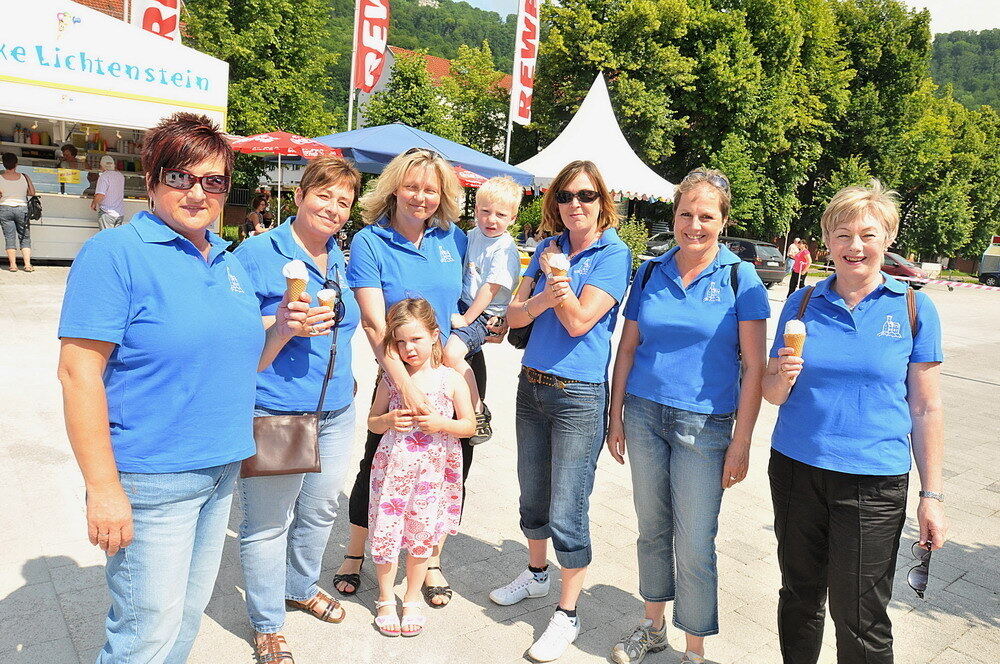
left=232, top=156, right=362, bottom=663
left=488, top=160, right=631, bottom=663
left=763, top=181, right=946, bottom=664
left=604, top=169, right=770, bottom=664
left=56, top=113, right=314, bottom=664
left=335, top=148, right=476, bottom=613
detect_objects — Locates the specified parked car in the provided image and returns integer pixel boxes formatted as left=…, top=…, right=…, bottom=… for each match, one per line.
left=979, top=245, right=1000, bottom=286
left=881, top=251, right=928, bottom=289
left=721, top=237, right=786, bottom=288
left=646, top=231, right=675, bottom=256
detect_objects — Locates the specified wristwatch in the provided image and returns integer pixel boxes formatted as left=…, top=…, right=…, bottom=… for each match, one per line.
left=919, top=490, right=945, bottom=502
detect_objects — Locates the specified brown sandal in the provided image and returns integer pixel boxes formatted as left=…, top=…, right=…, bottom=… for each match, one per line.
left=254, top=632, right=294, bottom=664
left=286, top=590, right=346, bottom=623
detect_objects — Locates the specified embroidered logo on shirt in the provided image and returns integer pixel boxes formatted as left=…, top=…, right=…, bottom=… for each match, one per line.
left=704, top=281, right=722, bottom=302
left=439, top=247, right=455, bottom=263
left=577, top=257, right=592, bottom=276
left=226, top=265, right=245, bottom=294
left=877, top=315, right=902, bottom=339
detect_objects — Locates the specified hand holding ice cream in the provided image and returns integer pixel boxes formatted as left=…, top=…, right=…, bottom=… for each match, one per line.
left=276, top=260, right=335, bottom=339
left=777, top=319, right=806, bottom=382
left=542, top=249, right=572, bottom=306
left=282, top=259, right=309, bottom=302
left=547, top=252, right=571, bottom=278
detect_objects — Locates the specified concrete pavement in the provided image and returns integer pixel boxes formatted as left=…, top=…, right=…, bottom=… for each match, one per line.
left=1, top=266, right=997, bottom=664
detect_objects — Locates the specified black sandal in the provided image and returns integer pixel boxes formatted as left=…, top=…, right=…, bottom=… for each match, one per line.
left=333, top=555, right=363, bottom=596
left=421, top=566, right=453, bottom=608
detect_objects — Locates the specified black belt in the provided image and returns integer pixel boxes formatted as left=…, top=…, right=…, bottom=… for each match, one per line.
left=522, top=366, right=592, bottom=388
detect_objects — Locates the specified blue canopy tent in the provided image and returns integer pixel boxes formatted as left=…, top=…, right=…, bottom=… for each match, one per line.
left=312, top=123, right=534, bottom=186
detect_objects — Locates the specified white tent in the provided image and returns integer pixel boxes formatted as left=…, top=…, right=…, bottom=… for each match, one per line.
left=516, top=73, right=675, bottom=201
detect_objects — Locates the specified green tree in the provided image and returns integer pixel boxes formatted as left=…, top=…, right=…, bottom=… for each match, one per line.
left=932, top=30, right=1000, bottom=110
left=439, top=43, right=509, bottom=157
left=363, top=50, right=460, bottom=140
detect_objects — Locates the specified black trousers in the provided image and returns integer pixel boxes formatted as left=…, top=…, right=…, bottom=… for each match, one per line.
left=787, top=271, right=807, bottom=298
left=348, top=350, right=487, bottom=528
left=769, top=450, right=908, bottom=664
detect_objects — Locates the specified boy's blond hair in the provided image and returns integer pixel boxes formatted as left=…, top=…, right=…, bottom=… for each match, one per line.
left=475, top=176, right=523, bottom=218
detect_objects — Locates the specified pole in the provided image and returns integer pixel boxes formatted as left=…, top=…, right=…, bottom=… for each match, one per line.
left=347, top=0, right=361, bottom=131
left=277, top=154, right=282, bottom=222
left=504, top=120, right=513, bottom=163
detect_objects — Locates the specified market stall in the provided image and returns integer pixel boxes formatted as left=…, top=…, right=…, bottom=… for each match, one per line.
left=0, top=0, right=229, bottom=259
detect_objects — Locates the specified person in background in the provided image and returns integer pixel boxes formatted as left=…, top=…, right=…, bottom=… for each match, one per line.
left=56, top=112, right=313, bottom=664
left=762, top=180, right=946, bottom=664
left=244, top=196, right=269, bottom=238
left=93, top=156, right=126, bottom=229
left=787, top=239, right=811, bottom=298
left=491, top=160, right=631, bottom=662
left=785, top=237, right=800, bottom=273
left=605, top=169, right=770, bottom=664
left=0, top=152, right=36, bottom=272
left=519, top=222, right=534, bottom=245
left=233, top=156, right=363, bottom=664
left=59, top=144, right=82, bottom=170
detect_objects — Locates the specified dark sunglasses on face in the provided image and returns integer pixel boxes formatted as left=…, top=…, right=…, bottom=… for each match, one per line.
left=907, top=541, right=932, bottom=599
left=684, top=170, right=731, bottom=193
left=554, top=189, right=600, bottom=204
left=159, top=168, right=231, bottom=194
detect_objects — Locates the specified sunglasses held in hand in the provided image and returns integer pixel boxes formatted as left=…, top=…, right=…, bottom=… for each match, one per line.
left=907, top=541, right=932, bottom=599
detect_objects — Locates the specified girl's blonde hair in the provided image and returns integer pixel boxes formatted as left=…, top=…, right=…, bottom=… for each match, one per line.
left=359, top=149, right=462, bottom=228
left=820, top=179, right=900, bottom=245
left=382, top=298, right=442, bottom=367
left=541, top=160, right=620, bottom=234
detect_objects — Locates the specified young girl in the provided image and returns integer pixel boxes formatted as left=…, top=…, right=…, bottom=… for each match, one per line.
left=368, top=298, right=476, bottom=637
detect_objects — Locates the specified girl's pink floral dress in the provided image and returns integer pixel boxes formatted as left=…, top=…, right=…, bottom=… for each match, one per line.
left=369, top=366, right=464, bottom=564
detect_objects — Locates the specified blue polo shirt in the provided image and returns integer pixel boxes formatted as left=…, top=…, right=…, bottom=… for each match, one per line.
left=623, top=245, right=771, bottom=414
left=522, top=230, right=631, bottom=383
left=769, top=274, right=943, bottom=475
left=58, top=211, right=263, bottom=473
left=346, top=218, right=467, bottom=337
left=234, top=219, right=360, bottom=412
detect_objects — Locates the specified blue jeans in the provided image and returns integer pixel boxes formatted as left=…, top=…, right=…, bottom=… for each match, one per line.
left=515, top=370, right=607, bottom=569
left=238, top=402, right=356, bottom=633
left=97, top=461, right=241, bottom=664
left=624, top=394, right=734, bottom=637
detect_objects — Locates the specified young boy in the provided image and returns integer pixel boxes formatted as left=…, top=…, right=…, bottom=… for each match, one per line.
left=444, top=176, right=523, bottom=445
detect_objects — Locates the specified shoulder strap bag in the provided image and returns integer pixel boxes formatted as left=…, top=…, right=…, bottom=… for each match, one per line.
left=794, top=284, right=918, bottom=335
left=241, top=267, right=343, bottom=478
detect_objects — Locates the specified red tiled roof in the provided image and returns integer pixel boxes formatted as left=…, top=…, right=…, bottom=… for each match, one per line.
left=388, top=46, right=512, bottom=92
left=73, top=0, right=125, bottom=19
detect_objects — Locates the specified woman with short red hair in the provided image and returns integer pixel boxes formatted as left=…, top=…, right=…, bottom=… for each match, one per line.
left=57, top=112, right=314, bottom=663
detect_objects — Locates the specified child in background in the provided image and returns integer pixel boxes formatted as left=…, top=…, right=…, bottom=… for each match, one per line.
left=368, top=299, right=476, bottom=637
left=443, top=176, right=523, bottom=444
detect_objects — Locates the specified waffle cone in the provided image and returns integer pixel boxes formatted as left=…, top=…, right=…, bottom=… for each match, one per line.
left=318, top=295, right=336, bottom=308
left=285, top=278, right=307, bottom=302
left=549, top=268, right=568, bottom=278
left=783, top=333, right=806, bottom=357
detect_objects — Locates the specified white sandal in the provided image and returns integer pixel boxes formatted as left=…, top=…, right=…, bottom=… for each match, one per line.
left=374, top=599, right=400, bottom=637
left=400, top=601, right=427, bottom=637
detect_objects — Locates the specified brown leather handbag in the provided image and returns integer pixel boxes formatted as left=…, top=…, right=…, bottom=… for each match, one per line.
left=241, top=291, right=342, bottom=478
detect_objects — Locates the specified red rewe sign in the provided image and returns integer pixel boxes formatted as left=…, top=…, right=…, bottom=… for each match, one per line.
left=508, top=0, right=539, bottom=126
left=353, top=0, right=391, bottom=93
left=130, top=0, right=181, bottom=42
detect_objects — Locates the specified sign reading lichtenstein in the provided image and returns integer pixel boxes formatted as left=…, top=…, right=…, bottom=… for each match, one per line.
left=353, top=0, right=391, bottom=93
left=0, top=0, right=228, bottom=129
left=130, top=0, right=182, bottom=43
left=508, top=0, right=539, bottom=126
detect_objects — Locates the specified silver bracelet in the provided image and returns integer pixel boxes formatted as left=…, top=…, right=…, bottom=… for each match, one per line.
left=919, top=490, right=944, bottom=502
left=524, top=300, right=536, bottom=320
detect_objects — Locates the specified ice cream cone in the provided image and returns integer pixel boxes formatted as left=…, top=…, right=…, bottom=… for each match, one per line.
left=316, top=289, right=338, bottom=309
left=783, top=333, right=806, bottom=357
left=549, top=268, right=568, bottom=278
left=285, top=278, right=307, bottom=302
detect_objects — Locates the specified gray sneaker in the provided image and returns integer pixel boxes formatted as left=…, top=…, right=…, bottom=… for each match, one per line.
left=611, top=618, right=668, bottom=664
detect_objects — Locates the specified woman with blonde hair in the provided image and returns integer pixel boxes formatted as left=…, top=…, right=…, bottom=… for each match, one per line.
left=763, top=180, right=946, bottom=663
left=335, top=147, right=482, bottom=607
left=490, top=160, right=631, bottom=662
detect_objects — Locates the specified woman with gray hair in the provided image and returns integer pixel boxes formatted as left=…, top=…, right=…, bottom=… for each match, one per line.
left=762, top=180, right=947, bottom=663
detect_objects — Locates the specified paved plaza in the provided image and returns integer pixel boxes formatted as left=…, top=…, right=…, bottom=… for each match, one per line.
left=1, top=266, right=997, bottom=664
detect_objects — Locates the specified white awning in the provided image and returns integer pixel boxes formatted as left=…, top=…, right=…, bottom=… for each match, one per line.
left=516, top=73, right=675, bottom=201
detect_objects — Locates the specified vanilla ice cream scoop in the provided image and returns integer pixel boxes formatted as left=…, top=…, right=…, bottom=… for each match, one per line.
left=784, top=319, right=806, bottom=335
left=783, top=318, right=807, bottom=357
left=316, top=289, right=339, bottom=308
left=281, top=260, right=308, bottom=280
left=548, top=253, right=571, bottom=276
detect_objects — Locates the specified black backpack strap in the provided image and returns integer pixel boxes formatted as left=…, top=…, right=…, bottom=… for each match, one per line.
left=795, top=286, right=815, bottom=320
left=730, top=262, right=740, bottom=296
left=906, top=287, right=919, bottom=338
left=639, top=260, right=655, bottom=291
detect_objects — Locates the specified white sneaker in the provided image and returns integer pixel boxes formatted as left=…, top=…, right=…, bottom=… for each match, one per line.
left=527, top=611, right=580, bottom=662
left=489, top=568, right=550, bottom=606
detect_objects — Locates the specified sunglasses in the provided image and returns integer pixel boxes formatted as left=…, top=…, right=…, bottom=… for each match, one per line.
left=322, top=266, right=346, bottom=325
left=685, top=170, right=731, bottom=193
left=907, top=541, right=932, bottom=599
left=404, top=146, right=444, bottom=161
left=159, top=168, right=231, bottom=194
left=554, top=189, right=600, bottom=204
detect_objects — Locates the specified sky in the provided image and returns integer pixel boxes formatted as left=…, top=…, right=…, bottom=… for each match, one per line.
left=463, top=0, right=1000, bottom=33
